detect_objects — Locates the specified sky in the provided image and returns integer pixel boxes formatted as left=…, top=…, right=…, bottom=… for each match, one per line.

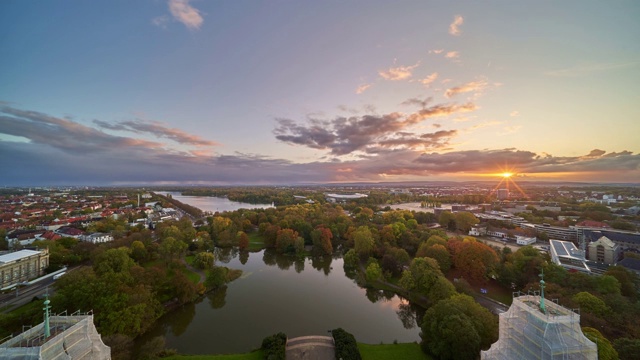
left=1, top=0, right=639, bottom=186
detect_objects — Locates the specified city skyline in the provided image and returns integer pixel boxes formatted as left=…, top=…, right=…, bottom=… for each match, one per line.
left=1, top=1, right=639, bottom=185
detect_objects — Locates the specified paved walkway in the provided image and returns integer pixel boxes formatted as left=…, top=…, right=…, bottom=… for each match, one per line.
left=286, top=335, right=335, bottom=360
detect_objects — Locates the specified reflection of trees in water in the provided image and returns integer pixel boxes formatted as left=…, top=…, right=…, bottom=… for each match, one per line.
left=365, top=288, right=386, bottom=303
left=262, top=248, right=277, bottom=266
left=239, top=251, right=249, bottom=265
left=396, top=300, right=426, bottom=330
left=275, top=253, right=294, bottom=270
left=208, top=286, right=228, bottom=309
left=215, top=247, right=233, bottom=263
left=294, top=258, right=305, bottom=273
left=170, top=302, right=196, bottom=336
left=311, top=255, right=332, bottom=275
left=396, top=301, right=416, bottom=329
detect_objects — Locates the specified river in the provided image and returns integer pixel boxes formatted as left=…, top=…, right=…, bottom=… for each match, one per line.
left=157, top=192, right=274, bottom=213
left=139, top=249, right=422, bottom=354
left=139, top=193, right=423, bottom=355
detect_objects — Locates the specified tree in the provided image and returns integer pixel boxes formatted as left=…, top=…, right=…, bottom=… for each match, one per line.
left=455, top=212, right=479, bottom=233
left=343, top=249, right=359, bottom=270
left=159, top=237, right=187, bottom=265
left=311, top=226, right=333, bottom=255
left=365, top=261, right=383, bottom=282
left=193, top=252, right=215, bottom=269
left=582, top=327, right=619, bottom=360
left=237, top=231, right=249, bottom=251
left=420, top=294, right=498, bottom=360
left=353, top=226, right=375, bottom=259
left=449, top=239, right=499, bottom=284
left=604, top=266, right=639, bottom=299
left=573, top=292, right=610, bottom=317
left=275, top=228, right=299, bottom=254
left=613, top=338, right=640, bottom=360
left=438, top=211, right=456, bottom=231
left=424, top=244, right=451, bottom=273
left=400, top=257, right=455, bottom=305
left=130, top=240, right=148, bottom=263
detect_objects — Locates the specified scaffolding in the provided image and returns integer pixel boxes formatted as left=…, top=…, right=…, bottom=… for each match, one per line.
left=481, top=293, right=597, bottom=360
left=0, top=311, right=111, bottom=360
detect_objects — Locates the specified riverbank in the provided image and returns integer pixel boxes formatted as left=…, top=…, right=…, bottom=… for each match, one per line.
left=164, top=342, right=430, bottom=360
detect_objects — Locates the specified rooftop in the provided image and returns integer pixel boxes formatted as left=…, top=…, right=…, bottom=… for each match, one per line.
left=0, top=249, right=42, bottom=264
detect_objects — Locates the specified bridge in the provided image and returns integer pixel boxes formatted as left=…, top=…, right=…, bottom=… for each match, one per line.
left=286, top=335, right=335, bottom=360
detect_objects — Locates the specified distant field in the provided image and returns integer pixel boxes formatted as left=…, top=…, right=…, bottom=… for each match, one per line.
left=358, top=343, right=432, bottom=360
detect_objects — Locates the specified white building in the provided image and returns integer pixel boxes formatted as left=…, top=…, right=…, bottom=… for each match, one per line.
left=82, top=233, right=114, bottom=244
left=516, top=235, right=536, bottom=246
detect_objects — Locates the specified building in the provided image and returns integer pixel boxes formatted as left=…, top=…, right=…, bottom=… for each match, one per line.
left=587, top=236, right=620, bottom=264
left=618, top=258, right=640, bottom=275
left=0, top=298, right=110, bottom=359
left=469, top=225, right=487, bottom=236
left=0, top=249, right=49, bottom=290
left=496, top=188, right=509, bottom=200
left=533, top=223, right=578, bottom=242
left=549, top=239, right=590, bottom=273
left=481, top=292, right=597, bottom=359
left=82, top=232, right=114, bottom=244
left=324, top=193, right=368, bottom=203
left=516, top=236, right=536, bottom=246
left=580, top=229, right=640, bottom=252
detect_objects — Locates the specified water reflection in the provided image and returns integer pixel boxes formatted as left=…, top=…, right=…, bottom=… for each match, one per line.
left=208, top=286, right=228, bottom=309
left=139, top=249, right=423, bottom=354
left=239, top=251, right=249, bottom=265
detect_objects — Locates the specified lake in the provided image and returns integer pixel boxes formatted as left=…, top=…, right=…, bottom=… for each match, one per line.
left=139, top=249, right=423, bottom=354
left=158, top=192, right=274, bottom=213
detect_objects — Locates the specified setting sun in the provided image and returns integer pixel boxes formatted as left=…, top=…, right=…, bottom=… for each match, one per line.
left=502, top=172, right=513, bottom=178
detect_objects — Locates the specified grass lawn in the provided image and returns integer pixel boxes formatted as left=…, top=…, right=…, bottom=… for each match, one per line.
left=358, top=342, right=432, bottom=360
left=164, top=350, right=263, bottom=360
left=185, top=255, right=195, bottom=266
left=247, top=232, right=266, bottom=251
left=181, top=267, right=201, bottom=284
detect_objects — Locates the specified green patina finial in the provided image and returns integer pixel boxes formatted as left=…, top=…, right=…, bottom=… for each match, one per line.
left=43, top=294, right=51, bottom=338
left=539, top=268, right=547, bottom=315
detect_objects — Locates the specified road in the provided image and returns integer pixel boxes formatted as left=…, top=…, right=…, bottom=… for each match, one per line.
left=0, top=277, right=56, bottom=313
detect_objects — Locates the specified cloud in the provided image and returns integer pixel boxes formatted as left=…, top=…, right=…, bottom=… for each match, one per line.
left=93, top=119, right=218, bottom=146
left=510, top=111, right=520, bottom=117
left=379, top=63, right=419, bottom=81
left=152, top=16, right=170, bottom=28
left=449, top=15, right=464, bottom=36
left=168, top=0, right=203, bottom=30
left=2, top=106, right=638, bottom=185
left=445, top=51, right=459, bottom=59
left=429, top=49, right=444, bottom=54
left=355, top=83, right=372, bottom=94
left=0, top=106, right=165, bottom=154
left=420, top=72, right=439, bottom=86
left=444, top=79, right=488, bottom=98
left=274, top=99, right=476, bottom=156
left=274, top=98, right=476, bottom=155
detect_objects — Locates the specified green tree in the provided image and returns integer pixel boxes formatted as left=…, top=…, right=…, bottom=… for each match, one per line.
left=438, top=211, right=456, bottom=231
left=420, top=294, right=498, bottom=359
left=365, top=261, right=383, bottom=282
left=343, top=249, right=359, bottom=270
left=159, top=237, right=187, bottom=265
left=400, top=257, right=455, bottom=305
left=573, top=292, right=610, bottom=317
left=455, top=212, right=479, bottom=233
left=193, top=251, right=215, bottom=269
left=613, top=338, right=640, bottom=360
left=424, top=244, right=452, bottom=273
left=582, top=327, right=619, bottom=360
left=353, top=226, right=375, bottom=259
left=130, top=240, right=148, bottom=263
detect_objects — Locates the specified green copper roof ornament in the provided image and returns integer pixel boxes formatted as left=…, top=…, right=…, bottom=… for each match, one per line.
left=43, top=294, right=51, bottom=338
left=539, top=268, right=547, bottom=315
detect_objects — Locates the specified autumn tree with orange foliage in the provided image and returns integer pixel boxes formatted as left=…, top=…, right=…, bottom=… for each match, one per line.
left=448, top=237, right=499, bottom=284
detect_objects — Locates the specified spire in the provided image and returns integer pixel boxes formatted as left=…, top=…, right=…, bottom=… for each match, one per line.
left=43, top=294, right=51, bottom=338
left=539, top=268, right=547, bottom=315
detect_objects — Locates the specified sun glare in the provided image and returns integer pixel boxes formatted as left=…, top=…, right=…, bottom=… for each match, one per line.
left=502, top=172, right=513, bottom=178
